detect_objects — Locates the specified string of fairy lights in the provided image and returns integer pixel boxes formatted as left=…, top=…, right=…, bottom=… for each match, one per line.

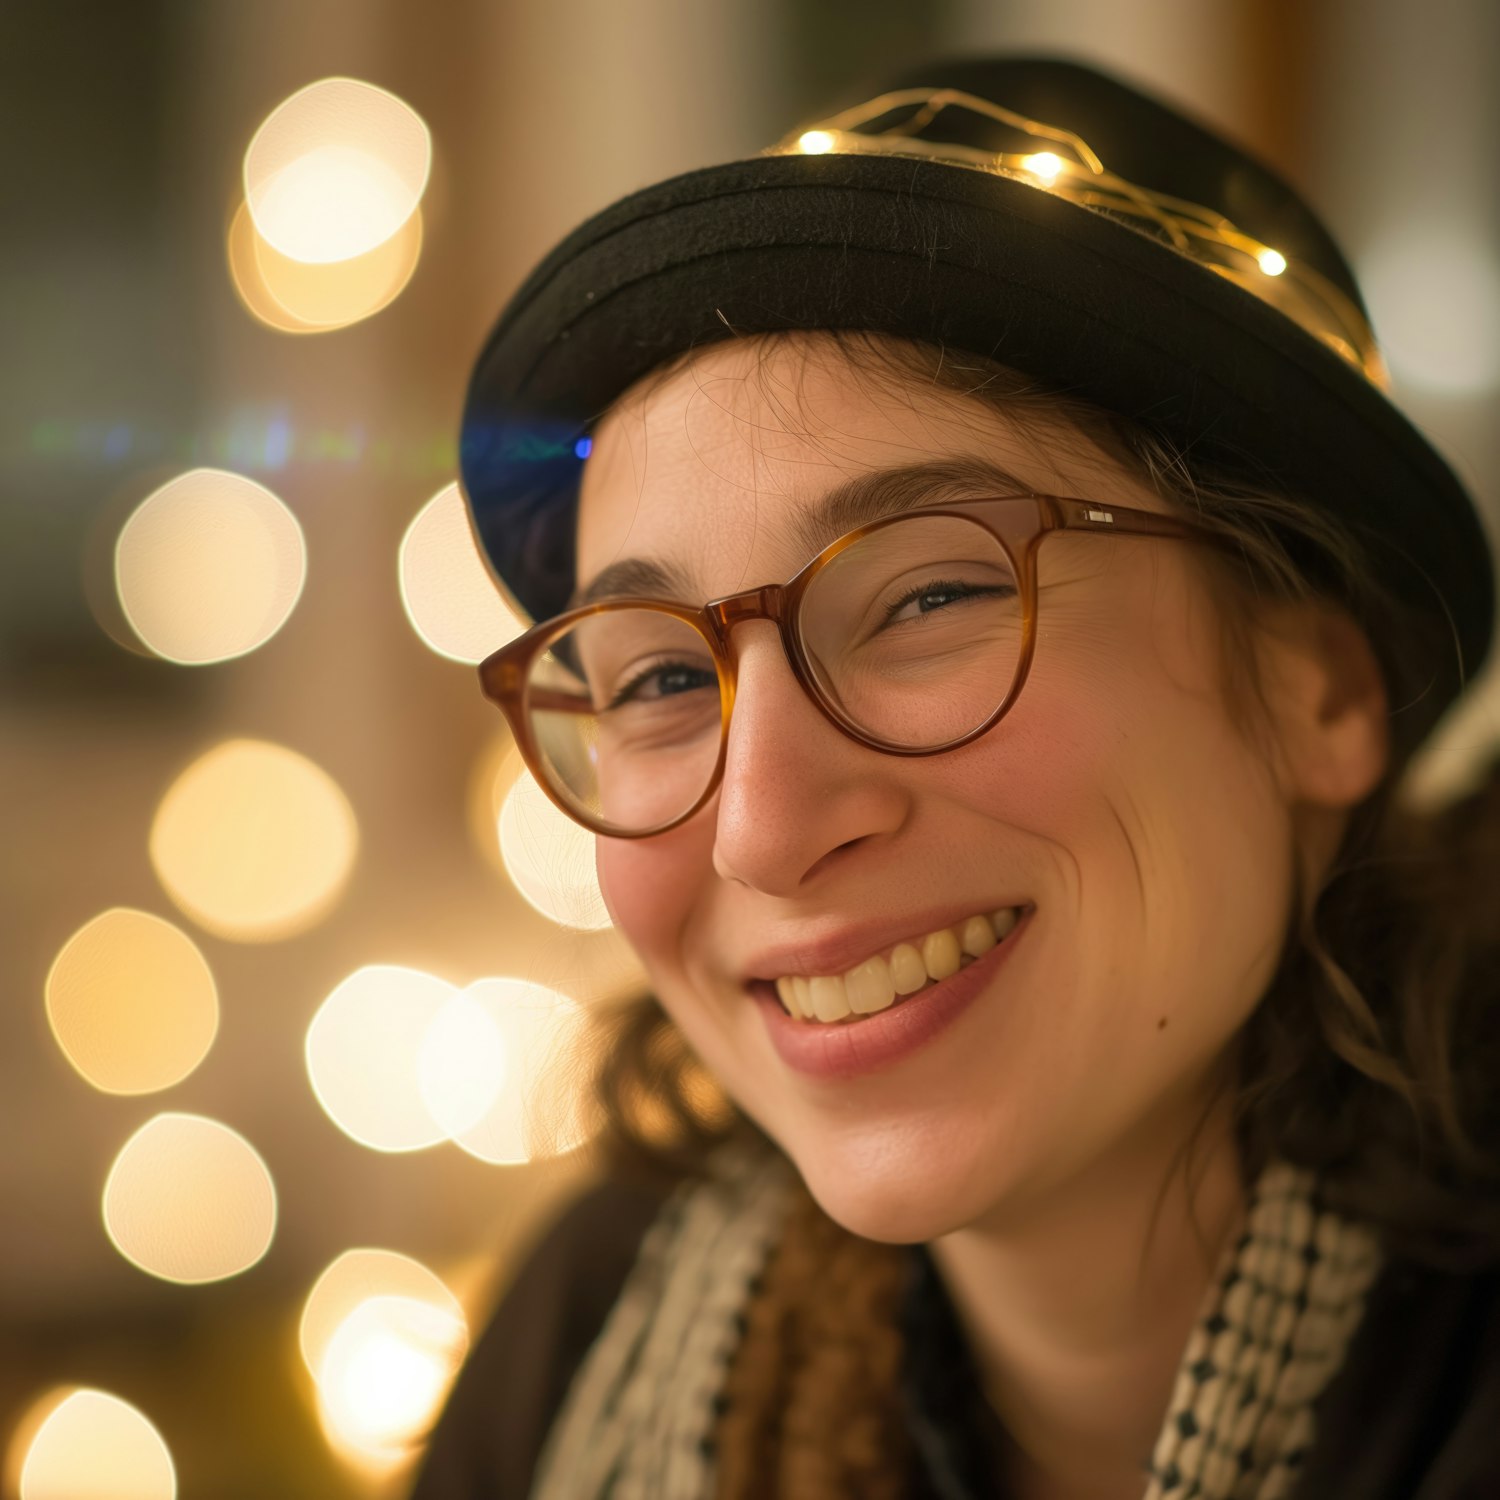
left=10, top=76, right=641, bottom=1499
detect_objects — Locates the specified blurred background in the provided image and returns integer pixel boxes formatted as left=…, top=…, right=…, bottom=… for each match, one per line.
left=3, top=1, right=1499, bottom=1496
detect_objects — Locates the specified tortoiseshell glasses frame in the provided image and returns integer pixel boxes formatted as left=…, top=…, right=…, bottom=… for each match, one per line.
left=477, top=494, right=1238, bottom=838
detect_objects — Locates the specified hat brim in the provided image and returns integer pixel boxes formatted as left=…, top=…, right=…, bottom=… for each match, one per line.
left=460, top=151, right=1494, bottom=730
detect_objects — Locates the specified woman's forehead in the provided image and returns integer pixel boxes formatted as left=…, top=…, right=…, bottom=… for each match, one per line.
left=574, top=332, right=1145, bottom=590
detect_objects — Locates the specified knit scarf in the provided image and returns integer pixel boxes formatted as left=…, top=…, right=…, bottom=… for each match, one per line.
left=528, top=1141, right=1384, bottom=1500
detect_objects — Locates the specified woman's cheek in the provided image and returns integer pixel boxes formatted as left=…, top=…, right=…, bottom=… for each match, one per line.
left=595, top=832, right=704, bottom=975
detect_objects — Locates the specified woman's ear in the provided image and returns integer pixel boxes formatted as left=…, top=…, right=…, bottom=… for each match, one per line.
left=1255, top=599, right=1390, bottom=813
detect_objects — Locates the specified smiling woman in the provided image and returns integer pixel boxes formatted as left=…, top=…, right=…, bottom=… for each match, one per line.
left=413, top=57, right=1500, bottom=1500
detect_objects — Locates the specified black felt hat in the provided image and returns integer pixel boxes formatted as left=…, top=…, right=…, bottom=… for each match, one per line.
left=459, top=55, right=1495, bottom=751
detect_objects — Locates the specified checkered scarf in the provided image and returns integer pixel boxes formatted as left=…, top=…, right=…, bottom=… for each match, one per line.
left=528, top=1142, right=1383, bottom=1500
left=1142, top=1158, right=1385, bottom=1499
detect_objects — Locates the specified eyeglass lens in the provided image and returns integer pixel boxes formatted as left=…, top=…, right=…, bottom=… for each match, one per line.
left=525, top=513, right=1023, bottom=834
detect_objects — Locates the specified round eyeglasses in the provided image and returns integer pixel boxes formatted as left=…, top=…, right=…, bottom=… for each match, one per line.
left=478, top=494, right=1232, bottom=838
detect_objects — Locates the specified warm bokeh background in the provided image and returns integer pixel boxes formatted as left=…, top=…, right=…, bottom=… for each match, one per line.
left=4, top=2, right=1499, bottom=1496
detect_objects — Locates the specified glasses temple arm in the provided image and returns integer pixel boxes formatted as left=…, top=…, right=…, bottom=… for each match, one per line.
left=1043, top=495, right=1239, bottom=553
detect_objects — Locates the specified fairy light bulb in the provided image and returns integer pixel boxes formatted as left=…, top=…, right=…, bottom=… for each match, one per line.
left=1020, top=152, right=1063, bottom=183
left=797, top=130, right=836, bottom=155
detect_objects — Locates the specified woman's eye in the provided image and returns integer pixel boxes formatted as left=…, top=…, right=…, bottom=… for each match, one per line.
left=881, top=579, right=1012, bottom=624
left=606, top=660, right=716, bottom=709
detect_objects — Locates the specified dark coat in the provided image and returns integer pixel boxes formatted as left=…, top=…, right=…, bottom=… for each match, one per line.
left=410, top=1177, right=1500, bottom=1498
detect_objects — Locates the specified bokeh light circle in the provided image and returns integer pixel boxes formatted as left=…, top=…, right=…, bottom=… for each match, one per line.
left=416, top=989, right=508, bottom=1142
left=115, top=469, right=305, bottom=664
left=102, top=1114, right=276, bottom=1284
left=466, top=732, right=521, bottom=876
left=399, top=483, right=526, bottom=664
left=419, top=978, right=593, bottom=1165
left=16, top=1388, right=175, bottom=1500
left=467, top=739, right=648, bottom=1002
left=227, top=197, right=423, bottom=334
left=317, top=1295, right=468, bottom=1461
left=300, top=1248, right=464, bottom=1382
left=245, top=78, right=431, bottom=263
left=498, top=771, right=613, bottom=931
left=44, top=908, right=218, bottom=1095
left=1361, top=227, right=1500, bottom=394
left=150, top=738, right=358, bottom=941
left=305, top=966, right=456, bottom=1152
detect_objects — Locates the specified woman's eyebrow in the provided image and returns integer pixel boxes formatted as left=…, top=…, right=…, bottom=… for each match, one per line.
left=568, top=555, right=692, bottom=610
left=789, top=455, right=1034, bottom=557
left=568, top=456, right=1032, bottom=609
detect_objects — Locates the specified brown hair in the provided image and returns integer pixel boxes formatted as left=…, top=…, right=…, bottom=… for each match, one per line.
left=565, top=329, right=1500, bottom=1497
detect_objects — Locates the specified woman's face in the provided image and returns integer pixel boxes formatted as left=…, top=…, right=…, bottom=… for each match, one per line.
left=574, top=333, right=1339, bottom=1243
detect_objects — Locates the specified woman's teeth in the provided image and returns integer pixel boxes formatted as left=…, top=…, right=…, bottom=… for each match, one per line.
left=772, top=907, right=1024, bottom=1024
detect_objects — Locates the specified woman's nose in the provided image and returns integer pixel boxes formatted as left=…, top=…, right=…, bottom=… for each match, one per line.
left=709, top=622, right=909, bottom=895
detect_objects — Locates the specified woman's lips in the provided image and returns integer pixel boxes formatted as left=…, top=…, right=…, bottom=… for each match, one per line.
left=749, top=906, right=1034, bottom=1081
left=739, top=901, right=1033, bottom=988
left=758, top=905, right=1027, bottom=1019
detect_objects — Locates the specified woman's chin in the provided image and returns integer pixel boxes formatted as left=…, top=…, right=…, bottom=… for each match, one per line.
left=790, top=1142, right=1003, bottom=1246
